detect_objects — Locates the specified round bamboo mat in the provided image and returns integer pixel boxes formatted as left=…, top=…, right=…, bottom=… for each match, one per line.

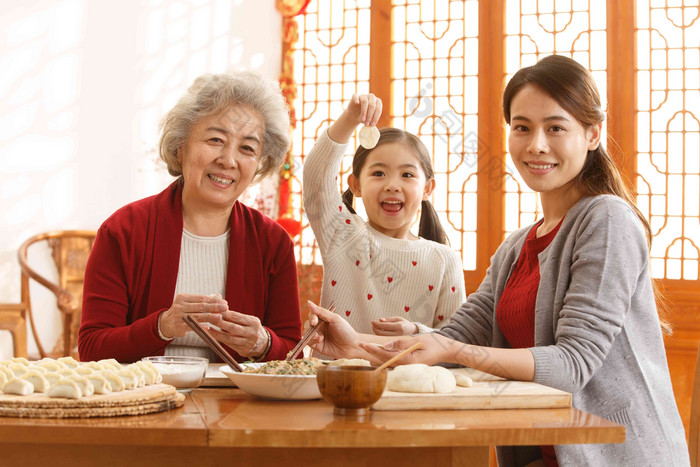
left=0, top=384, right=185, bottom=418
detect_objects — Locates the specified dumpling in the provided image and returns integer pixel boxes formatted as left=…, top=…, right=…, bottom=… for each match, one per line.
left=20, top=370, right=50, bottom=393
left=137, top=361, right=162, bottom=383
left=48, top=379, right=83, bottom=399
left=98, top=370, right=125, bottom=392
left=35, top=359, right=64, bottom=372
left=126, top=364, right=148, bottom=387
left=3, top=378, right=34, bottom=395
left=85, top=374, right=112, bottom=395
left=10, top=357, right=30, bottom=365
left=67, top=375, right=95, bottom=397
left=0, top=366, right=14, bottom=380
left=29, top=365, right=48, bottom=374
left=0, top=370, right=7, bottom=389
left=43, top=372, right=62, bottom=386
left=57, top=356, right=80, bottom=369
left=74, top=367, right=94, bottom=376
left=131, top=362, right=159, bottom=385
left=98, top=359, right=122, bottom=371
left=57, top=369, right=76, bottom=378
left=84, top=361, right=105, bottom=371
left=387, top=364, right=457, bottom=394
left=7, top=363, right=29, bottom=377
left=116, top=369, right=138, bottom=390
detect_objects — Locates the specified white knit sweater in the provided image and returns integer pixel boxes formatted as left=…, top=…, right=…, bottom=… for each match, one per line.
left=164, top=229, right=229, bottom=361
left=303, top=129, right=466, bottom=334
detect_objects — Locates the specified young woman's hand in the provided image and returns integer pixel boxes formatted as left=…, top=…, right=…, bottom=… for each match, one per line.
left=371, top=316, right=419, bottom=336
left=305, top=301, right=362, bottom=358
left=359, top=333, right=458, bottom=366
left=328, top=93, right=382, bottom=143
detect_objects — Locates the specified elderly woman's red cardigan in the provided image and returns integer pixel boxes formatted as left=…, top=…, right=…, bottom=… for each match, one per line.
left=78, top=180, right=302, bottom=363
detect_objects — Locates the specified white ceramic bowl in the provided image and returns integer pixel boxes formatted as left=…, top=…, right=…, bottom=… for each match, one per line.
left=221, top=363, right=321, bottom=400
left=142, top=356, right=208, bottom=393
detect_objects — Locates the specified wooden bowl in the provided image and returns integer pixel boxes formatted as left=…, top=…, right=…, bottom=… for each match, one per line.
left=316, top=365, right=388, bottom=417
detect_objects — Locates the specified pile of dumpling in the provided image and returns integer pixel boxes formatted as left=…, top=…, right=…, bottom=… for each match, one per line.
left=0, top=357, right=162, bottom=399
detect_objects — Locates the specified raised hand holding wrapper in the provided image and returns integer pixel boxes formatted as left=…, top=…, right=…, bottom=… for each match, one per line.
left=358, top=125, right=380, bottom=149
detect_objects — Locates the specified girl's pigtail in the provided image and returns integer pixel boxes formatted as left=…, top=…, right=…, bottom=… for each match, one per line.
left=341, top=188, right=357, bottom=214
left=419, top=200, right=448, bottom=245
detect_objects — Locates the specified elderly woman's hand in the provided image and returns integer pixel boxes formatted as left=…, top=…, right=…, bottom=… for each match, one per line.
left=203, top=311, right=269, bottom=359
left=159, top=293, right=228, bottom=338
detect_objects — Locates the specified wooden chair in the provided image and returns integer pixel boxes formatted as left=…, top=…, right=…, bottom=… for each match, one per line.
left=17, top=230, right=96, bottom=358
left=0, top=303, right=28, bottom=358
left=690, top=342, right=700, bottom=467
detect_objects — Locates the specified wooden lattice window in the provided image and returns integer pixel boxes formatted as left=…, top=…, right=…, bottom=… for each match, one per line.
left=285, top=0, right=700, bottom=290
left=637, top=1, right=700, bottom=281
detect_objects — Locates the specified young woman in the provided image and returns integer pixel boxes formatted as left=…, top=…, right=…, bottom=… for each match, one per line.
left=306, top=56, right=689, bottom=466
left=303, top=94, right=465, bottom=337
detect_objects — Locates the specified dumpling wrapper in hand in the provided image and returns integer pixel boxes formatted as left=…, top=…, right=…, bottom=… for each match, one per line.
left=3, top=378, right=34, bottom=396
left=387, top=363, right=457, bottom=394
left=358, top=125, right=380, bottom=149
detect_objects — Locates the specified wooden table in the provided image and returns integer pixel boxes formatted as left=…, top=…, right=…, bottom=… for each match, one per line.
left=0, top=388, right=624, bottom=467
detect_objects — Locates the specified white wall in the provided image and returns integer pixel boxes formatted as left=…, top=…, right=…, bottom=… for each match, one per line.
left=0, top=0, right=282, bottom=359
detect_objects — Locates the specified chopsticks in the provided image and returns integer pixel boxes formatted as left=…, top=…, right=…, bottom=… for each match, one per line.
left=286, top=302, right=335, bottom=361
left=182, top=314, right=244, bottom=372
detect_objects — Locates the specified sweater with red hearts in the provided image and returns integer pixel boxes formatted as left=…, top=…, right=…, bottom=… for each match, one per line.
left=303, top=129, right=466, bottom=335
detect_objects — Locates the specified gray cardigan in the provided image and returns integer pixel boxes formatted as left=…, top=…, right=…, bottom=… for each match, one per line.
left=439, top=195, right=689, bottom=466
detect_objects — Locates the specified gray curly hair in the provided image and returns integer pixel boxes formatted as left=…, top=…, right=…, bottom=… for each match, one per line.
left=159, top=71, right=291, bottom=181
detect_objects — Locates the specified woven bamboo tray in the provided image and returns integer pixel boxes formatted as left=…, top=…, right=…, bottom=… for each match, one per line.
left=0, top=384, right=184, bottom=418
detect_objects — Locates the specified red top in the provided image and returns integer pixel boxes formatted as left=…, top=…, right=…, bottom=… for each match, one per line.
left=79, top=180, right=302, bottom=363
left=496, top=218, right=563, bottom=467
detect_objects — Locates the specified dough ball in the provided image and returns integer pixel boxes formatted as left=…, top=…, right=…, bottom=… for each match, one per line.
left=454, top=373, right=473, bottom=387
left=387, top=364, right=456, bottom=394
left=358, top=125, right=380, bottom=149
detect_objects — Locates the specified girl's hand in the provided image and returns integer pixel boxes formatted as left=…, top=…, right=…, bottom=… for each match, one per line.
left=328, top=93, right=383, bottom=143
left=306, top=301, right=361, bottom=358
left=359, top=333, right=457, bottom=366
left=159, top=293, right=227, bottom=338
left=371, top=316, right=419, bottom=336
left=201, top=311, right=269, bottom=358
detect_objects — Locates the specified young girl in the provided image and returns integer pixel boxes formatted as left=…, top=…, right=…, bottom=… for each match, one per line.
left=303, top=94, right=465, bottom=336
left=307, top=56, right=689, bottom=466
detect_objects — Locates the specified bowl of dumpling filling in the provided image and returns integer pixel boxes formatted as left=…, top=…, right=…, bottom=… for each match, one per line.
left=221, top=358, right=372, bottom=401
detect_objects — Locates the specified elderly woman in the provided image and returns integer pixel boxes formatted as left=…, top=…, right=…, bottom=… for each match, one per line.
left=78, top=71, right=301, bottom=363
